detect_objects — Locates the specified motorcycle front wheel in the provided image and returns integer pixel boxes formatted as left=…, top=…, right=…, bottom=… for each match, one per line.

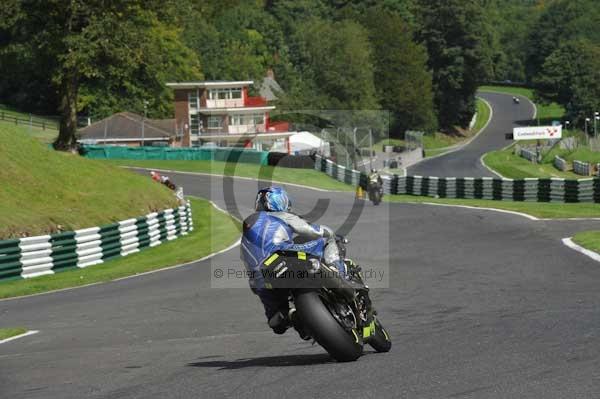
left=368, top=318, right=391, bottom=352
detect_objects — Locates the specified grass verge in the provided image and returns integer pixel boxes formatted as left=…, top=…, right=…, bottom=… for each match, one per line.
left=0, top=120, right=57, bottom=144
left=0, top=123, right=177, bottom=238
left=0, top=197, right=240, bottom=299
left=0, top=327, right=27, bottom=340
left=378, top=98, right=491, bottom=158
left=482, top=148, right=581, bottom=179
left=478, top=85, right=565, bottom=122
left=483, top=144, right=600, bottom=179
left=572, top=231, right=600, bottom=253
left=103, top=159, right=354, bottom=192
left=473, top=97, right=492, bottom=131
left=0, top=104, right=59, bottom=127
left=424, top=98, right=492, bottom=157
left=385, top=194, right=600, bottom=219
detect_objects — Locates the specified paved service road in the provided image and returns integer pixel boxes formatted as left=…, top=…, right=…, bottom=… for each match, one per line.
left=408, top=92, right=536, bottom=178
left=2, top=170, right=600, bottom=399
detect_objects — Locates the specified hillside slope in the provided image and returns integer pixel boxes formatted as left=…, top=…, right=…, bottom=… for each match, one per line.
left=0, top=122, right=177, bottom=238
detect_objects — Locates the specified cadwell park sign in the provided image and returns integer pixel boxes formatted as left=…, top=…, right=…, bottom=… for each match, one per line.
left=513, top=125, right=562, bottom=140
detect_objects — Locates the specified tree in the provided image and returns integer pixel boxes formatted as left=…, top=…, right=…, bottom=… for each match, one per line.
left=1, top=1, right=201, bottom=150
left=288, top=18, right=379, bottom=110
left=416, top=0, right=488, bottom=129
left=361, top=8, right=436, bottom=136
left=525, top=0, right=600, bottom=82
left=535, top=39, right=600, bottom=126
left=479, top=0, right=539, bottom=82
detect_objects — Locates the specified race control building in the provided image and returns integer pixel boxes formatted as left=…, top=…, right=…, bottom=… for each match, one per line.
left=166, top=81, right=291, bottom=150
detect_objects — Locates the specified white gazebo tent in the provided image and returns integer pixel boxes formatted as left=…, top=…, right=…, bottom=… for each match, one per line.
left=270, top=131, right=330, bottom=156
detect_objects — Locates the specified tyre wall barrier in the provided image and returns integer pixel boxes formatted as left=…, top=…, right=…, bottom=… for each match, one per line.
left=314, top=155, right=600, bottom=203
left=267, top=153, right=315, bottom=169
left=518, top=147, right=538, bottom=163
left=0, top=202, right=193, bottom=283
left=573, top=160, right=592, bottom=176
left=554, top=155, right=568, bottom=172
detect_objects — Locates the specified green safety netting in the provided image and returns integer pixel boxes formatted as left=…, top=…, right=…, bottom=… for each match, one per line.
left=81, top=146, right=268, bottom=165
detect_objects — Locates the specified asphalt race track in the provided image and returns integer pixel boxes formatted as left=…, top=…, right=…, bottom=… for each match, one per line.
left=408, top=92, right=536, bottom=178
left=3, top=95, right=600, bottom=399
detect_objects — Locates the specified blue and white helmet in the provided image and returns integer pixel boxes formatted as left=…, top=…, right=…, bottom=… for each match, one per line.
left=255, top=186, right=291, bottom=212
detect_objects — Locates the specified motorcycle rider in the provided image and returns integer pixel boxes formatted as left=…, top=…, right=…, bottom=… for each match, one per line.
left=240, top=186, right=349, bottom=336
left=369, top=169, right=383, bottom=187
left=368, top=169, right=383, bottom=197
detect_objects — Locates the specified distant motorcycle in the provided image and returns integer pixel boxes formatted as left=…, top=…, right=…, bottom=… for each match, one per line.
left=367, top=174, right=383, bottom=205
left=513, top=96, right=520, bottom=104
left=150, top=171, right=176, bottom=191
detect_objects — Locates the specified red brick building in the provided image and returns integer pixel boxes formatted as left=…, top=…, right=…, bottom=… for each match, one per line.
left=166, top=81, right=291, bottom=150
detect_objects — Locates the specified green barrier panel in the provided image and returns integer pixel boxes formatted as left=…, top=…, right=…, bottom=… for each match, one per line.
left=164, top=148, right=179, bottom=160
left=84, top=146, right=107, bottom=159
left=104, top=146, right=127, bottom=159
left=143, top=147, right=164, bottom=160
left=197, top=149, right=213, bottom=161
left=126, top=147, right=145, bottom=160
left=82, top=145, right=267, bottom=164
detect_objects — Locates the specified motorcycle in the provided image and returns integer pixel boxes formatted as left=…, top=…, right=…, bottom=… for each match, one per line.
left=261, top=236, right=391, bottom=362
left=367, top=178, right=383, bottom=206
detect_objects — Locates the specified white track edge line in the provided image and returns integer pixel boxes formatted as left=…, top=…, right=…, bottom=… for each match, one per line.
left=0, top=330, right=39, bottom=345
left=408, top=96, right=494, bottom=169
left=562, top=237, right=600, bottom=263
left=417, top=201, right=539, bottom=220
left=478, top=90, right=537, bottom=177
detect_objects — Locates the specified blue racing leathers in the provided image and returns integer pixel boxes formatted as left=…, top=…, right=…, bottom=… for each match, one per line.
left=240, top=211, right=341, bottom=321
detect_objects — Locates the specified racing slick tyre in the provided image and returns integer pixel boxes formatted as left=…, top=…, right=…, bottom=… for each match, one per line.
left=294, top=291, right=363, bottom=362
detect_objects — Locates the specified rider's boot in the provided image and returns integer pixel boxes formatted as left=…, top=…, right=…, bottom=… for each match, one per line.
left=268, top=311, right=290, bottom=334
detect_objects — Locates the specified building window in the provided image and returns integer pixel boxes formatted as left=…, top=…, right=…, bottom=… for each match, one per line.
left=228, top=115, right=239, bottom=126
left=208, top=88, right=243, bottom=101
left=190, top=114, right=201, bottom=135
left=252, top=114, right=264, bottom=125
left=207, top=116, right=222, bottom=129
left=188, top=90, right=198, bottom=110
left=228, top=114, right=264, bottom=126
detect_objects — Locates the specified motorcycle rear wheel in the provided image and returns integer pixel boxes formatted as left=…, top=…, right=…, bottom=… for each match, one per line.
left=294, top=291, right=363, bottom=362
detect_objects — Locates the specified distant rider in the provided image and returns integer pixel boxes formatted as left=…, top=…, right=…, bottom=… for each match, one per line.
left=368, top=169, right=383, bottom=192
left=240, top=186, right=347, bottom=335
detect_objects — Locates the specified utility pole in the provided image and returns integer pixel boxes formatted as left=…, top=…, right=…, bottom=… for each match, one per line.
left=595, top=112, right=599, bottom=139
left=142, top=100, right=148, bottom=146
left=585, top=118, right=590, bottom=137
left=103, top=118, right=108, bottom=144
left=352, top=127, right=357, bottom=170
left=369, top=128, right=373, bottom=172
left=344, top=129, right=348, bottom=168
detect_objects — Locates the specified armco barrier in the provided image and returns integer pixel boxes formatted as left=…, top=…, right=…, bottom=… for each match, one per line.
left=82, top=146, right=268, bottom=165
left=0, top=202, right=193, bottom=283
left=314, top=155, right=600, bottom=203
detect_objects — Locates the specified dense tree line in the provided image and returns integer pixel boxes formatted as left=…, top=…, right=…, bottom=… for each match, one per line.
left=482, top=0, right=600, bottom=127
left=3, top=0, right=597, bottom=149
